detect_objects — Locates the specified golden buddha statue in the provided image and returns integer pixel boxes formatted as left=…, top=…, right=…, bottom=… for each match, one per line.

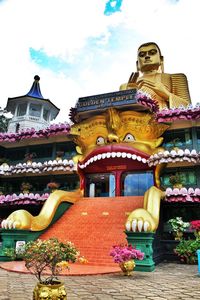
left=120, top=42, right=191, bottom=110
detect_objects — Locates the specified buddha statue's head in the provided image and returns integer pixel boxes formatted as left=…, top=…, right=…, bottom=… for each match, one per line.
left=137, top=42, right=164, bottom=73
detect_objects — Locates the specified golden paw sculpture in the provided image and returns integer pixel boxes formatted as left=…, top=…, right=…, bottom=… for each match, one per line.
left=1, top=189, right=83, bottom=231
left=125, top=186, right=165, bottom=232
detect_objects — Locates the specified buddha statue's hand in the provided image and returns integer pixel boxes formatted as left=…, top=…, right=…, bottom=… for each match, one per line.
left=125, top=208, right=157, bottom=232
left=138, top=79, right=170, bottom=100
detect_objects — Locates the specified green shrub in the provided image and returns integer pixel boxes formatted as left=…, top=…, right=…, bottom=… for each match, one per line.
left=174, top=239, right=200, bottom=264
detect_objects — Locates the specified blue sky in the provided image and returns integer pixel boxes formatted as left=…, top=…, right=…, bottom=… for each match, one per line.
left=0, top=0, right=199, bottom=122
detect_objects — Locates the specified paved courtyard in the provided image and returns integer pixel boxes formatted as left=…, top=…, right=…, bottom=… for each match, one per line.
left=0, top=262, right=199, bottom=300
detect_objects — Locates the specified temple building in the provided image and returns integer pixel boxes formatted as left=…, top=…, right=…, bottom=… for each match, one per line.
left=0, top=42, right=199, bottom=270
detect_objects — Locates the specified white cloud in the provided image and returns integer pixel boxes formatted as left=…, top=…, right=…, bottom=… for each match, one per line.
left=0, top=0, right=199, bottom=125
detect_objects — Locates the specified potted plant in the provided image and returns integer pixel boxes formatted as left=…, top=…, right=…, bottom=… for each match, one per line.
left=24, top=152, right=37, bottom=163
left=174, top=239, right=200, bottom=264
left=169, top=172, right=184, bottom=188
left=20, top=182, right=32, bottom=194
left=190, top=220, right=200, bottom=239
left=110, top=244, right=144, bottom=276
left=55, top=151, right=64, bottom=161
left=168, top=217, right=190, bottom=240
left=23, top=238, right=80, bottom=299
left=0, top=185, right=5, bottom=195
left=47, top=181, right=60, bottom=193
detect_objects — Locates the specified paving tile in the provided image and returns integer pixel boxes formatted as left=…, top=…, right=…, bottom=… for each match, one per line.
left=0, top=263, right=199, bottom=299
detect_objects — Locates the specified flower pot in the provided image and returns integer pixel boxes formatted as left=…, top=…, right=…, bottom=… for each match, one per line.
left=119, top=260, right=135, bottom=276
left=33, top=281, right=67, bottom=300
left=23, top=190, right=29, bottom=194
left=173, top=183, right=183, bottom=189
left=173, top=231, right=183, bottom=241
left=194, top=230, right=200, bottom=239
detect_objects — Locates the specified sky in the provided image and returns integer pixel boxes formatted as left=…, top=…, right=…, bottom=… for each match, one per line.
left=0, top=0, right=199, bottom=123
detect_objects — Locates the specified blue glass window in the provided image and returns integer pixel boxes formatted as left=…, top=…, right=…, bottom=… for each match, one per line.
left=122, top=171, right=154, bottom=196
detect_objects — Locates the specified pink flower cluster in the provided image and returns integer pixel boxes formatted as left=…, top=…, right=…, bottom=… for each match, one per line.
left=156, top=104, right=200, bottom=123
left=0, top=193, right=49, bottom=205
left=134, top=91, right=200, bottom=122
left=135, top=91, right=159, bottom=113
left=148, top=149, right=199, bottom=166
left=0, top=123, right=70, bottom=143
left=190, top=220, right=200, bottom=231
left=110, top=244, right=144, bottom=263
left=0, top=159, right=75, bottom=176
left=165, top=187, right=200, bottom=203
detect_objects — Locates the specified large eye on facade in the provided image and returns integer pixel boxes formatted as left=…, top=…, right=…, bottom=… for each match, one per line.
left=96, top=136, right=105, bottom=145
left=123, top=133, right=135, bottom=142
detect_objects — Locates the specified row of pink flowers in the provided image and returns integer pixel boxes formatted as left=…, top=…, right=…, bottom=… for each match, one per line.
left=0, top=193, right=49, bottom=205
left=148, top=149, right=199, bottom=166
left=0, top=123, right=70, bottom=143
left=165, top=187, right=200, bottom=202
left=156, top=104, right=200, bottom=123
left=0, top=159, right=75, bottom=176
left=135, top=91, right=159, bottom=113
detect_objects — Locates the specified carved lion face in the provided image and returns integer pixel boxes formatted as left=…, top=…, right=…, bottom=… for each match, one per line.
left=71, top=108, right=168, bottom=164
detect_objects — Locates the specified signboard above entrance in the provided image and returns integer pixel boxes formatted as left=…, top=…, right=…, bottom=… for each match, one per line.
left=74, top=89, right=149, bottom=121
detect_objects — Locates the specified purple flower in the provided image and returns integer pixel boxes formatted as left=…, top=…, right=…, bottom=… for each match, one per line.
left=110, top=244, right=144, bottom=263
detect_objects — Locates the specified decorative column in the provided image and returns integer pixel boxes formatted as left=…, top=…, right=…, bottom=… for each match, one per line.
left=126, top=231, right=155, bottom=272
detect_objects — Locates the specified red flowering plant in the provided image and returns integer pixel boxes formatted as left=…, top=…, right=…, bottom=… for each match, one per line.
left=190, top=220, right=200, bottom=239
left=110, top=244, right=144, bottom=263
left=190, top=220, right=200, bottom=231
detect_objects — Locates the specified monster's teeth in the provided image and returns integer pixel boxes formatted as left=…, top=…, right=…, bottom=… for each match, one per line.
left=142, top=158, right=147, bottom=164
left=132, top=154, right=136, bottom=160
left=102, top=153, right=106, bottom=159
left=90, top=157, right=94, bottom=163
left=111, top=152, right=117, bottom=158
left=106, top=152, right=111, bottom=158
left=93, top=155, right=98, bottom=161
left=87, top=158, right=91, bottom=166
left=137, top=156, right=142, bottom=161
left=85, top=160, right=89, bottom=167
left=116, top=152, right=122, bottom=157
left=122, top=152, right=127, bottom=158
left=97, top=154, right=102, bottom=160
left=127, top=153, right=132, bottom=159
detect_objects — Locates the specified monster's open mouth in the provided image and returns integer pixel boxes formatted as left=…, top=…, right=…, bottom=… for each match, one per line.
left=78, top=144, right=149, bottom=170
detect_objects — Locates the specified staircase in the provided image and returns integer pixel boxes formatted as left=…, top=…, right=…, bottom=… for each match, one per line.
left=40, top=196, right=144, bottom=266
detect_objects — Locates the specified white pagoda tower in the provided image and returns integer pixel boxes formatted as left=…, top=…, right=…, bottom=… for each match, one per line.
left=5, top=75, right=60, bottom=133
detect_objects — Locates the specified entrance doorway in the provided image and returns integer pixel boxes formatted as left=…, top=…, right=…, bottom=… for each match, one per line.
left=85, top=173, right=115, bottom=197
left=85, top=170, right=154, bottom=197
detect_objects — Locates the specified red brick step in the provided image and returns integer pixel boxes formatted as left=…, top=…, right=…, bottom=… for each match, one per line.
left=40, top=196, right=144, bottom=266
